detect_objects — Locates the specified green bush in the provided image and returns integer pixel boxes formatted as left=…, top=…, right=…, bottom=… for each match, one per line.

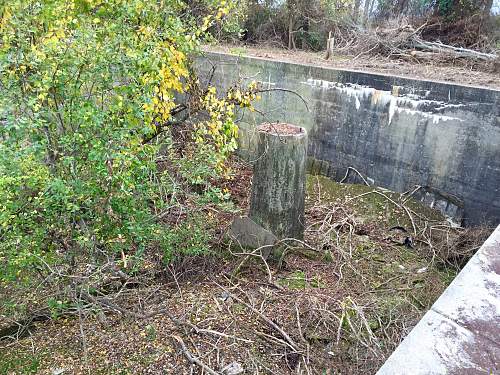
left=0, top=0, right=256, bottom=285
left=161, top=215, right=212, bottom=262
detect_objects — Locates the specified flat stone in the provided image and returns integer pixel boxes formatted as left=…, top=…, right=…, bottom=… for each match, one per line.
left=226, top=216, right=277, bottom=258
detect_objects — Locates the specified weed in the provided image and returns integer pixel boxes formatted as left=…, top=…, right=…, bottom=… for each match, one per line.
left=229, top=47, right=247, bottom=56
left=0, top=351, right=41, bottom=375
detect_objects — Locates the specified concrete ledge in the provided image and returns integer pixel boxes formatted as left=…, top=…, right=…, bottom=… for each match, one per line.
left=377, top=225, right=500, bottom=374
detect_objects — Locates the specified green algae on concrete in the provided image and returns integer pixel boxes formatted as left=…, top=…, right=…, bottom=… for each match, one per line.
left=306, top=174, right=444, bottom=228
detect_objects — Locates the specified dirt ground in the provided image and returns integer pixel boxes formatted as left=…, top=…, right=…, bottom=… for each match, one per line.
left=206, top=44, right=500, bottom=90
left=0, top=163, right=491, bottom=375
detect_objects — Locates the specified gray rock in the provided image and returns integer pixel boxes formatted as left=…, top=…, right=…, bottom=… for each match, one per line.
left=221, top=362, right=244, bottom=375
left=227, top=216, right=277, bottom=258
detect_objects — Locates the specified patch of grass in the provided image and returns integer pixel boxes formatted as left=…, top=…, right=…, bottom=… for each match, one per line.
left=438, top=267, right=458, bottom=285
left=228, top=47, right=247, bottom=56
left=278, top=270, right=307, bottom=289
left=232, top=302, right=246, bottom=314
left=145, top=324, right=157, bottom=341
left=375, top=295, right=405, bottom=311
left=0, top=351, right=41, bottom=375
left=278, top=270, right=324, bottom=289
left=310, top=275, right=325, bottom=288
left=0, top=299, right=24, bottom=317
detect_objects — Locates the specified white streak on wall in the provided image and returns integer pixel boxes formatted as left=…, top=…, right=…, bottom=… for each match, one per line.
left=301, top=78, right=464, bottom=125
left=355, top=96, right=361, bottom=110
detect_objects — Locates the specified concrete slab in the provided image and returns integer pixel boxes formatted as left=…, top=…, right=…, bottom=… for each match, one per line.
left=377, top=310, right=500, bottom=375
left=432, top=228, right=500, bottom=344
left=377, top=225, right=500, bottom=375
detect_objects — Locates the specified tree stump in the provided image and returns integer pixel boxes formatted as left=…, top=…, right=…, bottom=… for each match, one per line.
left=249, top=123, right=308, bottom=240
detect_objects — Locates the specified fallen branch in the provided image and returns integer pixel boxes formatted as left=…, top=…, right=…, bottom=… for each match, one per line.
left=340, top=166, right=371, bottom=186
left=215, top=283, right=300, bottom=353
left=412, top=40, right=497, bottom=61
left=172, top=335, right=220, bottom=375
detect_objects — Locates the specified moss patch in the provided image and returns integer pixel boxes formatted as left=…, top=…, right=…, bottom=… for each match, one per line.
left=0, top=351, right=42, bottom=375
left=306, top=174, right=444, bottom=228
left=277, top=270, right=324, bottom=289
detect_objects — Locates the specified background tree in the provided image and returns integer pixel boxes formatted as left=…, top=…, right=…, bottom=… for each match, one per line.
left=237, top=0, right=498, bottom=50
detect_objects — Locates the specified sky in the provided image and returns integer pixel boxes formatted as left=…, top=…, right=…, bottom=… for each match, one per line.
left=493, top=0, right=500, bottom=15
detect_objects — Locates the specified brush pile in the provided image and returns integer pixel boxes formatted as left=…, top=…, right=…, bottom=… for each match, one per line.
left=326, top=20, right=499, bottom=71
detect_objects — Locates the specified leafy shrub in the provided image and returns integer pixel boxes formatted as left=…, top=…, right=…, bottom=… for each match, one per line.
left=161, top=215, right=213, bottom=262
left=0, top=0, right=258, bottom=284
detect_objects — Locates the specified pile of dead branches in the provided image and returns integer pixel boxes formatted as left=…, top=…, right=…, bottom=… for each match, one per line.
left=327, top=20, right=499, bottom=68
left=418, top=15, right=497, bottom=52
left=425, top=225, right=493, bottom=269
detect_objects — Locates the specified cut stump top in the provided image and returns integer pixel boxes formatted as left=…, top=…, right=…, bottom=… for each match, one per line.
left=257, top=123, right=305, bottom=136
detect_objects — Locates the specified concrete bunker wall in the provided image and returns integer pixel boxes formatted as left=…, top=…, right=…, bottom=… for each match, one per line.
left=196, top=52, right=500, bottom=226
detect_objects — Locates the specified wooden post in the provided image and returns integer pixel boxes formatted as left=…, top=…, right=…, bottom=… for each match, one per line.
left=325, top=31, right=334, bottom=60
left=249, top=123, right=308, bottom=240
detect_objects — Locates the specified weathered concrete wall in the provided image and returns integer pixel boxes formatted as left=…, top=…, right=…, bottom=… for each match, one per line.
left=196, top=52, right=500, bottom=225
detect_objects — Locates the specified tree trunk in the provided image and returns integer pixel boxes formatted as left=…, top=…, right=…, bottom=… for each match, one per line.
left=325, top=31, right=334, bottom=60
left=249, top=123, right=308, bottom=240
left=363, top=0, right=372, bottom=24
left=483, top=0, right=493, bottom=16
left=287, top=0, right=295, bottom=49
left=396, top=0, right=409, bottom=15
left=353, top=0, right=361, bottom=22
left=288, top=15, right=294, bottom=49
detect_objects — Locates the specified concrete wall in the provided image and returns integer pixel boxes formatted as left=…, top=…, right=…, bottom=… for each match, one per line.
left=196, top=52, right=500, bottom=225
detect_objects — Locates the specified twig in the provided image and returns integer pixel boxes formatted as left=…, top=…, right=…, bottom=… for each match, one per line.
left=257, top=88, right=310, bottom=112
left=172, top=335, right=220, bottom=375
left=215, top=283, right=300, bottom=352
left=340, top=166, right=371, bottom=186
left=295, top=304, right=311, bottom=374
